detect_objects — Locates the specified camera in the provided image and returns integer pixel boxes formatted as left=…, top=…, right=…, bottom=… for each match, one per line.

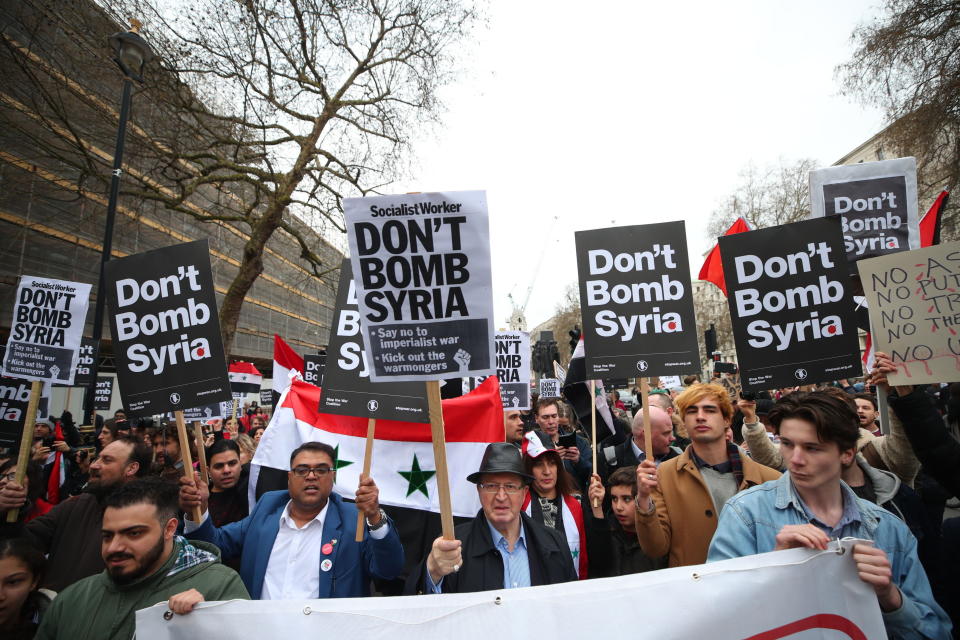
left=740, top=390, right=757, bottom=402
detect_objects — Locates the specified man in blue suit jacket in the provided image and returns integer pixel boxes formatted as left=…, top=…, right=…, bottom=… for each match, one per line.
left=179, top=441, right=404, bottom=599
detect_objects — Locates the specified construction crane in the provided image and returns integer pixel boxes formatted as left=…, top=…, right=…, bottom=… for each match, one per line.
left=506, top=216, right=558, bottom=331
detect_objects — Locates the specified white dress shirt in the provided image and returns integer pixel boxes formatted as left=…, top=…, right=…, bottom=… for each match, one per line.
left=183, top=498, right=391, bottom=600
left=260, top=500, right=328, bottom=600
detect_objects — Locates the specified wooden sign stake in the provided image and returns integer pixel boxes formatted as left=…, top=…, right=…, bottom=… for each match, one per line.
left=589, top=379, right=598, bottom=508
left=193, top=421, right=209, bottom=486
left=641, top=377, right=653, bottom=461
left=6, top=381, right=42, bottom=523
left=426, top=380, right=455, bottom=539
left=174, top=410, right=203, bottom=522
left=355, top=417, right=377, bottom=542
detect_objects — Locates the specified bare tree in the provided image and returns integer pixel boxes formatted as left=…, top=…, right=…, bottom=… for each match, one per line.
left=839, top=0, right=959, bottom=238
left=1, top=0, right=478, bottom=353
left=705, top=158, right=817, bottom=241
left=546, top=284, right=581, bottom=369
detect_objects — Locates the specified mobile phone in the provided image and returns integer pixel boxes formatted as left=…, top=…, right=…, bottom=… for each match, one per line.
left=558, top=433, right=577, bottom=448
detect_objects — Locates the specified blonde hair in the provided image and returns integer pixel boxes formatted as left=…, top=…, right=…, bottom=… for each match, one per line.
left=674, top=383, right=734, bottom=422
left=235, top=433, right=256, bottom=457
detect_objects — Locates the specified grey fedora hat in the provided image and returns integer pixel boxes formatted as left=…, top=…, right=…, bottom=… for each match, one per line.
left=466, top=442, right=534, bottom=484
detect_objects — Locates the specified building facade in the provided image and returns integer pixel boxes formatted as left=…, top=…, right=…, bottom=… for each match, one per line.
left=0, top=0, right=341, bottom=384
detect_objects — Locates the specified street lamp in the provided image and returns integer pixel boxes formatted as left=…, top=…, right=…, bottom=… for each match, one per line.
left=83, top=21, right=154, bottom=426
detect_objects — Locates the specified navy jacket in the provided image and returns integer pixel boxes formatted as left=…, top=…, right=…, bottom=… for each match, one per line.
left=186, top=490, right=404, bottom=599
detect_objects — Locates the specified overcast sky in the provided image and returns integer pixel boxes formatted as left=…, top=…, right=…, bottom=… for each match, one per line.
left=391, top=0, right=886, bottom=331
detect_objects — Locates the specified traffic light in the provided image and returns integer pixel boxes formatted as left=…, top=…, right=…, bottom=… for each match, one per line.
left=704, top=324, right=717, bottom=356
left=568, top=326, right=581, bottom=353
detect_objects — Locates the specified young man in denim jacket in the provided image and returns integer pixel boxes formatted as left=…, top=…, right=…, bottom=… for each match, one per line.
left=708, top=391, right=950, bottom=640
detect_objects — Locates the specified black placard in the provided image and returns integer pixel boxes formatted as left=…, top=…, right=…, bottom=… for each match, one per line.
left=0, top=376, right=32, bottom=448
left=720, top=217, right=862, bottom=391
left=319, top=260, right=429, bottom=422
left=303, top=354, right=326, bottom=386
left=104, top=240, right=231, bottom=416
left=53, top=337, right=97, bottom=388
left=576, top=221, right=701, bottom=378
left=259, top=389, right=273, bottom=407
left=93, top=376, right=113, bottom=411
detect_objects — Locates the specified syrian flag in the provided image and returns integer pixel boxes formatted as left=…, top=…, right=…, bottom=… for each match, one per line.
left=561, top=338, right=615, bottom=442
left=272, top=334, right=305, bottom=401
left=229, top=361, right=263, bottom=395
left=698, top=217, right=751, bottom=296
left=250, top=376, right=505, bottom=517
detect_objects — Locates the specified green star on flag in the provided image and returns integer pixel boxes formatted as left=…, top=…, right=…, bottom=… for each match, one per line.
left=398, top=453, right=436, bottom=498
left=333, top=445, right=354, bottom=470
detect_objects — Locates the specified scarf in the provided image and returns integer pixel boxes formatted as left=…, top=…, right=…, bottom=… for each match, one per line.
left=522, top=491, right=588, bottom=579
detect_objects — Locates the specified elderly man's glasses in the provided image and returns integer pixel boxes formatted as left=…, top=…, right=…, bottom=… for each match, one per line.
left=478, top=482, right=524, bottom=494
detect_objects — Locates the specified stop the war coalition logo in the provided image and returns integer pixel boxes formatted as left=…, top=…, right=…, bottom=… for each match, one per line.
left=345, top=191, right=495, bottom=383
left=104, top=240, right=231, bottom=415
left=575, top=221, right=700, bottom=379
left=720, top=217, right=862, bottom=391
left=810, top=157, right=919, bottom=272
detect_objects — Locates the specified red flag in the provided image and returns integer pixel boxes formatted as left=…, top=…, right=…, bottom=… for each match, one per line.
left=698, top=217, right=751, bottom=296
left=272, top=334, right=304, bottom=395
left=920, top=190, right=949, bottom=248
left=46, top=422, right=64, bottom=504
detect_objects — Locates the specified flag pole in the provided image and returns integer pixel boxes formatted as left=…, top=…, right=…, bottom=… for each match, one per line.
left=426, top=380, right=455, bottom=539
left=174, top=410, right=203, bottom=522
left=590, top=379, right=598, bottom=508
left=355, top=417, right=377, bottom=542
left=6, top=381, right=42, bottom=523
left=193, top=421, right=209, bottom=486
left=641, top=377, right=653, bottom=461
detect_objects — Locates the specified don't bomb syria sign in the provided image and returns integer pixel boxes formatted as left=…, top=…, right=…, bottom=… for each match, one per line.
left=105, top=240, right=231, bottom=415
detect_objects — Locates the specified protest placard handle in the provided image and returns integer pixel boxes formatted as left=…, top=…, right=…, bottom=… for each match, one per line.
left=355, top=417, right=377, bottom=542
left=590, top=379, right=598, bottom=508
left=6, top=380, right=42, bottom=523
left=876, top=386, right=891, bottom=436
left=193, top=422, right=209, bottom=486
left=641, top=377, right=653, bottom=461
left=427, top=380, right=455, bottom=539
left=174, top=411, right=203, bottom=522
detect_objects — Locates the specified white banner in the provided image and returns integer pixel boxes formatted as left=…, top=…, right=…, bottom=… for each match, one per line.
left=136, top=540, right=885, bottom=639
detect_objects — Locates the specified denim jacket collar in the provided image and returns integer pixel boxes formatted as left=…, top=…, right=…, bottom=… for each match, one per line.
left=774, top=472, right=880, bottom=538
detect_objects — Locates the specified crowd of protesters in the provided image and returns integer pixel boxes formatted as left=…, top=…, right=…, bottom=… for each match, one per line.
left=0, top=365, right=957, bottom=639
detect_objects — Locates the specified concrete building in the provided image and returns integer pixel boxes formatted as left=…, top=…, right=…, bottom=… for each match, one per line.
left=0, top=0, right=341, bottom=403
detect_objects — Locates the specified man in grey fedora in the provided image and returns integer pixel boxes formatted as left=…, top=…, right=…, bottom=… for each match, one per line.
left=405, top=443, right=577, bottom=594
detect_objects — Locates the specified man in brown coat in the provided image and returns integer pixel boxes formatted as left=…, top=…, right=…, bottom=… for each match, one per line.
left=634, top=383, right=780, bottom=567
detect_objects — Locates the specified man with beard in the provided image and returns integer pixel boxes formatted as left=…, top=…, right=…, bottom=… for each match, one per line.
left=35, top=477, right=248, bottom=640
left=152, top=426, right=186, bottom=482
left=0, top=437, right=152, bottom=591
